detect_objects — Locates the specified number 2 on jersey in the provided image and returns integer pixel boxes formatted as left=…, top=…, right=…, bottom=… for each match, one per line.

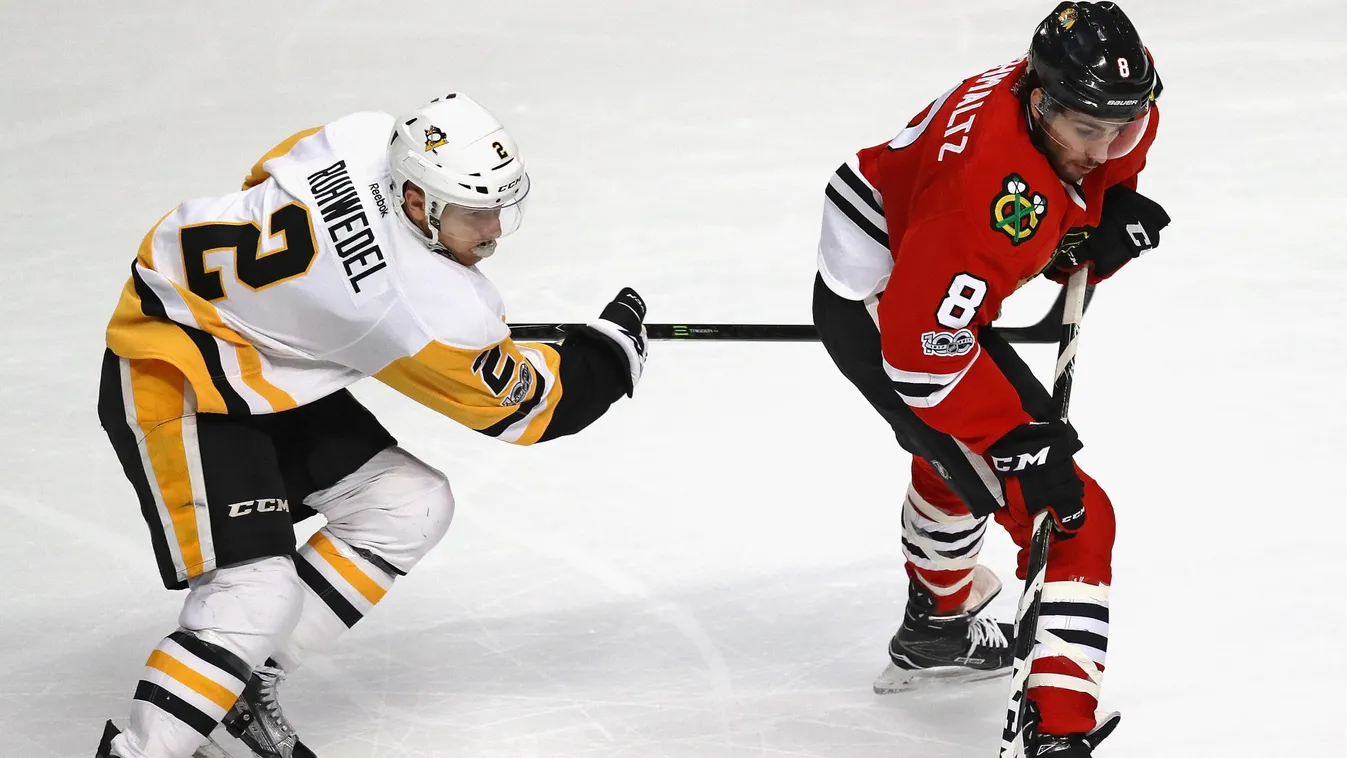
left=935, top=273, right=987, bottom=329
left=180, top=202, right=318, bottom=301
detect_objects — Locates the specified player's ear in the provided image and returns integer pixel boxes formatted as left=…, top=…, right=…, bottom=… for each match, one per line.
left=403, top=183, right=426, bottom=224
left=1028, top=88, right=1045, bottom=118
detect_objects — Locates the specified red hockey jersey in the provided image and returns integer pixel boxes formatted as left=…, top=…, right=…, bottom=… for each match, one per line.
left=816, top=57, right=1159, bottom=453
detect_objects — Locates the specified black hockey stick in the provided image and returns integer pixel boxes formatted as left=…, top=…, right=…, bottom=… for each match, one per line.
left=507, top=283, right=1095, bottom=344
left=507, top=322, right=819, bottom=342
left=989, top=281, right=1096, bottom=344
left=998, top=268, right=1099, bottom=758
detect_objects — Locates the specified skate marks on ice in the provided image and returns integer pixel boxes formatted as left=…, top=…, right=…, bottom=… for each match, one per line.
left=290, top=575, right=1008, bottom=757
left=276, top=473, right=1009, bottom=757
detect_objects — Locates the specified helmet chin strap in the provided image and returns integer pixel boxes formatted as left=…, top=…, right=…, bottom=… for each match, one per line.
left=431, top=238, right=496, bottom=265
left=1023, top=101, right=1052, bottom=162
left=1021, top=100, right=1086, bottom=187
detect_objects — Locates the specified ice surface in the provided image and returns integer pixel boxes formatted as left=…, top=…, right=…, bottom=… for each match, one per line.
left=2, top=2, right=1344, bottom=755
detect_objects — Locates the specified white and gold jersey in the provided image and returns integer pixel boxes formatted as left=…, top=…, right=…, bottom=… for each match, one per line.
left=107, top=112, right=567, bottom=444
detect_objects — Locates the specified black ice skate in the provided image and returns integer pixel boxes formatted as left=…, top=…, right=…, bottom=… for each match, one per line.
left=873, top=565, right=1015, bottom=693
left=1026, top=709, right=1121, bottom=757
left=95, top=721, right=119, bottom=758
left=221, top=660, right=316, bottom=758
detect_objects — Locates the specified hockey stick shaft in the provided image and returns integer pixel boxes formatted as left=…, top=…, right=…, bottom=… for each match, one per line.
left=999, top=268, right=1090, bottom=758
left=507, top=322, right=820, bottom=342
left=508, top=283, right=1094, bottom=344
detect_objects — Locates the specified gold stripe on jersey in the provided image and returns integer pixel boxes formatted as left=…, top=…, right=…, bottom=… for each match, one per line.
left=126, top=358, right=209, bottom=578
left=145, top=650, right=239, bottom=711
left=242, top=126, right=322, bottom=190
left=107, top=279, right=232, bottom=414
left=233, top=343, right=297, bottom=411
left=108, top=210, right=299, bottom=414
left=374, top=339, right=562, bottom=445
left=136, top=208, right=175, bottom=268
left=171, top=277, right=298, bottom=413
left=512, top=342, right=563, bottom=445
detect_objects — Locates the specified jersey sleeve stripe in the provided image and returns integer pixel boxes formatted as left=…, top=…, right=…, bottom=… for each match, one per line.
left=497, top=343, right=562, bottom=444
left=479, top=368, right=546, bottom=438
left=834, top=160, right=885, bottom=217
left=372, top=339, right=559, bottom=445
left=883, top=345, right=981, bottom=409
left=824, top=183, right=889, bottom=249
left=817, top=159, right=894, bottom=300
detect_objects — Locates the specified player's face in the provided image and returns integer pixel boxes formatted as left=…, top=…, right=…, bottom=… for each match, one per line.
left=401, top=184, right=526, bottom=266
left=1031, top=89, right=1149, bottom=184
left=436, top=206, right=504, bottom=265
left=1039, top=115, right=1111, bottom=183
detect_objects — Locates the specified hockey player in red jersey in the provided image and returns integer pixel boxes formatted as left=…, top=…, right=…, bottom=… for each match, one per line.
left=813, top=3, right=1170, bottom=755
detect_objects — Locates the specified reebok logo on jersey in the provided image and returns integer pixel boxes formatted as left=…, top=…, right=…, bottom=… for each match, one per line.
left=991, top=174, right=1047, bottom=246
left=226, top=498, right=290, bottom=518
left=921, top=329, right=975, bottom=357
left=369, top=182, right=389, bottom=217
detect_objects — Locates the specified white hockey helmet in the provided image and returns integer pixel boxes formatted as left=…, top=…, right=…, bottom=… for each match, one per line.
left=387, top=93, right=530, bottom=256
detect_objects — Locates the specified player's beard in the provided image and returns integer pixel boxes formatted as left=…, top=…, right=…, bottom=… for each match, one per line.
left=1049, top=152, right=1095, bottom=184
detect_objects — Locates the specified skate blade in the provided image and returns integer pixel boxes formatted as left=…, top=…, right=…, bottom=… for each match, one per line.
left=872, top=661, right=1010, bottom=694
left=195, top=731, right=247, bottom=758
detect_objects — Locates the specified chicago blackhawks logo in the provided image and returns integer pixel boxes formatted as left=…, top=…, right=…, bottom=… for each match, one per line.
left=991, top=174, right=1047, bottom=246
left=1058, top=7, right=1078, bottom=29
left=424, top=126, right=448, bottom=151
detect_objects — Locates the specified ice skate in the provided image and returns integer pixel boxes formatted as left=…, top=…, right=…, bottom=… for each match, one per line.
left=221, top=660, right=316, bottom=758
left=873, top=565, right=1014, bottom=693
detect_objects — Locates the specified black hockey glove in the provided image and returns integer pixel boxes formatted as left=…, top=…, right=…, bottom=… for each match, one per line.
left=1047, top=184, right=1171, bottom=282
left=585, top=287, right=648, bottom=397
left=986, top=420, right=1086, bottom=537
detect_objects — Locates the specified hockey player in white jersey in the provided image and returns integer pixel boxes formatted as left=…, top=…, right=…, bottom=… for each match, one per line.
left=94, top=93, right=649, bottom=758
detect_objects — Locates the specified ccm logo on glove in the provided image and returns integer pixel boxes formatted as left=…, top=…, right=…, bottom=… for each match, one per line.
left=992, top=446, right=1051, bottom=472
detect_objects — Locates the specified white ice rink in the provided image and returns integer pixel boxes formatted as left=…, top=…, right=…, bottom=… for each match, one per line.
left=2, top=1, right=1345, bottom=755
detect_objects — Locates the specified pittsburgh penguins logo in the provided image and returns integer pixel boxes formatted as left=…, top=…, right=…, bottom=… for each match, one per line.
left=424, top=126, right=448, bottom=151
left=991, top=174, right=1048, bottom=246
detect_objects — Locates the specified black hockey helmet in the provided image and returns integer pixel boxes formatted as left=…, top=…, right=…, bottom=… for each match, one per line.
left=1028, top=2, right=1155, bottom=121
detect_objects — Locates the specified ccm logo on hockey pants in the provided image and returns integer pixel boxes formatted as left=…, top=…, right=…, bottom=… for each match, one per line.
left=227, top=499, right=291, bottom=518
